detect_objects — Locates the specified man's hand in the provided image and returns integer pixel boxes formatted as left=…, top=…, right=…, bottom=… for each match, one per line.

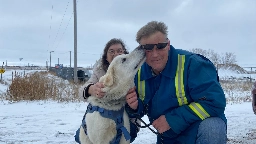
left=152, top=115, right=171, bottom=134
left=126, top=87, right=138, bottom=110
left=88, top=82, right=105, bottom=98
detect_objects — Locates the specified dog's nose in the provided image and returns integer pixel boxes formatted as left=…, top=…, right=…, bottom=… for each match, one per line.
left=137, top=45, right=143, bottom=50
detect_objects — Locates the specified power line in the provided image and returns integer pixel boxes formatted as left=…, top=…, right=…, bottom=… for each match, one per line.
left=49, top=0, right=71, bottom=51
left=54, top=13, right=73, bottom=50
left=54, top=51, right=70, bottom=54
left=77, top=52, right=101, bottom=55
left=48, top=4, right=53, bottom=49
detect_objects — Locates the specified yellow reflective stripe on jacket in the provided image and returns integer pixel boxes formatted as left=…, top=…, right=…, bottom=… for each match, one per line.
left=137, top=55, right=210, bottom=120
left=175, top=54, right=188, bottom=106
left=188, top=102, right=210, bottom=120
left=137, top=68, right=145, bottom=101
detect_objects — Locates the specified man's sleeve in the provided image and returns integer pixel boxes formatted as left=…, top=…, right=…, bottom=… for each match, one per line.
left=165, top=55, right=226, bottom=134
left=125, top=98, right=145, bottom=118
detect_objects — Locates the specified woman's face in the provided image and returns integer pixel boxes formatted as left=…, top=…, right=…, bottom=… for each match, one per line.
left=106, top=43, right=124, bottom=63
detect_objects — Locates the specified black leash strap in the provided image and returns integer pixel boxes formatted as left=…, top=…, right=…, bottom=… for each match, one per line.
left=134, top=116, right=165, bottom=143
left=134, top=117, right=160, bottom=135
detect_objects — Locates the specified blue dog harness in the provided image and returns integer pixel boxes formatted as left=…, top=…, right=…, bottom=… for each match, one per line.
left=81, top=103, right=131, bottom=144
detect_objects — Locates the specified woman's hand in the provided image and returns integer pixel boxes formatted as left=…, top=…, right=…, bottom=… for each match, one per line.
left=88, top=82, right=105, bottom=98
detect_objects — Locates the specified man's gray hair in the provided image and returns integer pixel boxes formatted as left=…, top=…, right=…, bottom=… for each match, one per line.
left=136, top=21, right=168, bottom=43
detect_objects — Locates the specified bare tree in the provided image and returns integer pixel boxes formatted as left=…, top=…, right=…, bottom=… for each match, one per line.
left=220, top=52, right=237, bottom=65
left=208, top=50, right=221, bottom=66
left=190, top=48, right=207, bottom=56
left=189, top=48, right=237, bottom=65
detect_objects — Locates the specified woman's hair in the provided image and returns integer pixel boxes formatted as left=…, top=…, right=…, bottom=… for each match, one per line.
left=101, top=38, right=129, bottom=72
left=136, top=21, right=168, bottom=43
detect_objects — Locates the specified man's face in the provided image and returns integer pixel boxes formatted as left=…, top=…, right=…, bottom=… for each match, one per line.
left=140, top=31, right=170, bottom=74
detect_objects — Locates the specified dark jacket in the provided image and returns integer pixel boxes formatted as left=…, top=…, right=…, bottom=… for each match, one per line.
left=126, top=45, right=227, bottom=143
left=252, top=81, right=256, bottom=114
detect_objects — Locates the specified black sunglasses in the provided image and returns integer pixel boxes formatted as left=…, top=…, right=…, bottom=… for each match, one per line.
left=140, top=43, right=168, bottom=50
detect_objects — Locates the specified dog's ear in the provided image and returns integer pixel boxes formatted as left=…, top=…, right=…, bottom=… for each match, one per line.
left=103, top=73, right=113, bottom=87
left=101, top=67, right=114, bottom=87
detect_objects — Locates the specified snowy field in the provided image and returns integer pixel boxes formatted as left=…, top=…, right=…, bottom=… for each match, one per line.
left=0, top=69, right=256, bottom=143
left=0, top=101, right=255, bottom=144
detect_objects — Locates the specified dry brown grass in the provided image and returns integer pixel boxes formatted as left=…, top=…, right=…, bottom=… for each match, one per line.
left=220, top=80, right=253, bottom=104
left=4, top=71, right=81, bottom=102
left=1, top=70, right=254, bottom=104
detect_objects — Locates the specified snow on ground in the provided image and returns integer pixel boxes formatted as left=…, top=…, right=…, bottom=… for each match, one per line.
left=225, top=103, right=256, bottom=143
left=0, top=70, right=256, bottom=143
left=218, top=68, right=256, bottom=81
left=0, top=101, right=255, bottom=144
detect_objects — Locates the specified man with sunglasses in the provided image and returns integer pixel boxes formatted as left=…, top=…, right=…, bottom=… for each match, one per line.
left=125, top=21, right=227, bottom=144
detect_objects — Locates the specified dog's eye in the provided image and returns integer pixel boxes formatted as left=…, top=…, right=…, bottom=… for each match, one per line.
left=121, top=58, right=126, bottom=63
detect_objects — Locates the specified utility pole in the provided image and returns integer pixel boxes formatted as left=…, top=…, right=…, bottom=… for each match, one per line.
left=0, top=62, right=4, bottom=81
left=69, top=51, right=71, bottom=67
left=50, top=51, right=54, bottom=70
left=73, top=0, right=78, bottom=83
left=46, top=61, right=48, bottom=71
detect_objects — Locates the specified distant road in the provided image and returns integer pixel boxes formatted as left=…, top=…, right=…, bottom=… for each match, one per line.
left=4, top=66, right=47, bottom=70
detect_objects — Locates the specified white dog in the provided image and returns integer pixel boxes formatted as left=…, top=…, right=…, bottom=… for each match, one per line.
left=79, top=46, right=146, bottom=144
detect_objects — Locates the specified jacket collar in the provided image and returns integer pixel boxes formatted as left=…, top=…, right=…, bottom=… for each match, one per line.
left=140, top=45, right=178, bottom=80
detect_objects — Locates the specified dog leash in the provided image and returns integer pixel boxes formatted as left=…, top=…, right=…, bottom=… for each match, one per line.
left=132, top=102, right=166, bottom=144
left=134, top=116, right=160, bottom=135
left=134, top=116, right=166, bottom=144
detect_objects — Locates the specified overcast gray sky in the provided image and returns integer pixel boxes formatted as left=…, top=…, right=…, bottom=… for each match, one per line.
left=0, top=0, right=255, bottom=67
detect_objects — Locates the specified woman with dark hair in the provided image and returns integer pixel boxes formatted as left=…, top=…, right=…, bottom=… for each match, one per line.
left=75, top=38, right=139, bottom=143
left=80, top=38, right=129, bottom=100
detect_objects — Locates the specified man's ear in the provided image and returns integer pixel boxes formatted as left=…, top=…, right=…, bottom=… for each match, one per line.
left=102, top=67, right=114, bottom=87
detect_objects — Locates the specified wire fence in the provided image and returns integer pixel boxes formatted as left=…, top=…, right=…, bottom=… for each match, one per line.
left=216, top=65, right=256, bottom=103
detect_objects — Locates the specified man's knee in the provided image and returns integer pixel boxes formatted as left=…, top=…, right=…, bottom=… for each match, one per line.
left=196, top=117, right=227, bottom=144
